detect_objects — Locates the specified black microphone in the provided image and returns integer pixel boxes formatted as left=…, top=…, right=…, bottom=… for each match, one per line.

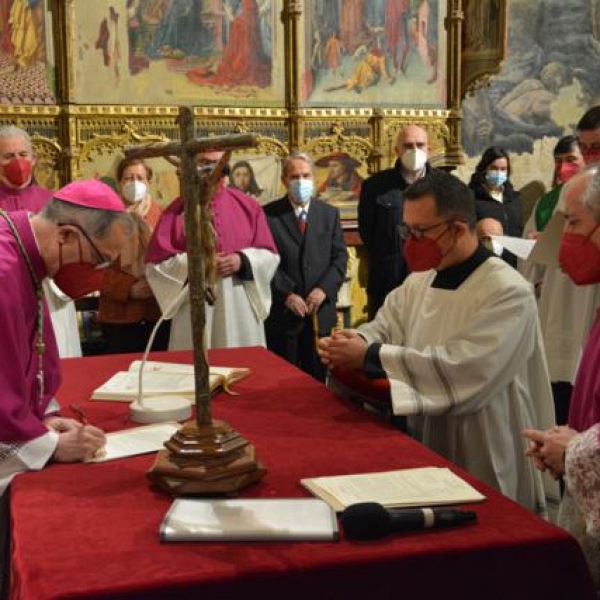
left=341, top=502, right=477, bottom=541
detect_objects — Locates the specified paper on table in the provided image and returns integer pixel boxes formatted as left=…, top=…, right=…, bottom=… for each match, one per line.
left=87, top=422, right=180, bottom=463
left=160, top=498, right=339, bottom=542
left=301, top=467, right=485, bottom=512
left=493, top=236, right=536, bottom=260
left=527, top=211, right=565, bottom=267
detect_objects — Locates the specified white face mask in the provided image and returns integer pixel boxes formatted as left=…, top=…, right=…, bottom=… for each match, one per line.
left=122, top=180, right=147, bottom=203
left=401, top=148, right=427, bottom=172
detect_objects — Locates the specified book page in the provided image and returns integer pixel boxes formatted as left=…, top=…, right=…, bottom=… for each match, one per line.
left=493, top=236, right=536, bottom=260
left=90, top=370, right=196, bottom=401
left=301, top=467, right=485, bottom=511
left=160, top=498, right=339, bottom=542
left=87, top=423, right=180, bottom=463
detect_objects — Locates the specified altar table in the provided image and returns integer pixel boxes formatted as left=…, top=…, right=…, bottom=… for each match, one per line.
left=9, top=347, right=595, bottom=600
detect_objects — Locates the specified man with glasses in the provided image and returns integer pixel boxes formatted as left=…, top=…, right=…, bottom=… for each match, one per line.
left=0, top=179, right=132, bottom=591
left=320, top=171, right=556, bottom=515
left=0, top=125, right=83, bottom=358
left=0, top=179, right=131, bottom=493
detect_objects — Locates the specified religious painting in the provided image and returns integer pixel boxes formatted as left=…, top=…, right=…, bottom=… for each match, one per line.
left=0, top=0, right=56, bottom=104
left=314, top=151, right=365, bottom=224
left=300, top=0, right=447, bottom=108
left=460, top=0, right=595, bottom=159
left=461, top=0, right=507, bottom=97
left=71, top=0, right=284, bottom=106
left=227, top=152, right=282, bottom=205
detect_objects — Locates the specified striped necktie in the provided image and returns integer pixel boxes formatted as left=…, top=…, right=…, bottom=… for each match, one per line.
left=298, top=209, right=307, bottom=234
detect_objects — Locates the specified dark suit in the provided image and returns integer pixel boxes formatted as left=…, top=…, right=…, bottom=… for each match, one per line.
left=264, top=196, right=348, bottom=381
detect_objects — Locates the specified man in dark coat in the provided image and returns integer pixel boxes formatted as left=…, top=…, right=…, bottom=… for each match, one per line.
left=358, top=124, right=440, bottom=319
left=264, top=152, right=348, bottom=382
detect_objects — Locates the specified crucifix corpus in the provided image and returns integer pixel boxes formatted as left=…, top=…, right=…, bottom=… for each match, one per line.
left=124, top=106, right=266, bottom=496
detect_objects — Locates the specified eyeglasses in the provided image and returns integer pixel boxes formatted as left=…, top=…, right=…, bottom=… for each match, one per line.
left=398, top=220, right=454, bottom=241
left=58, top=222, right=112, bottom=270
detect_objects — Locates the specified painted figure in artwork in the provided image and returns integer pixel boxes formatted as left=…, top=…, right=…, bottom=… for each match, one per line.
left=0, top=0, right=45, bottom=72
left=187, top=0, right=271, bottom=88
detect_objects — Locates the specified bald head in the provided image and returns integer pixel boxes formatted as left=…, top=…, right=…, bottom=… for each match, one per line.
left=395, top=125, right=429, bottom=157
left=476, top=218, right=504, bottom=239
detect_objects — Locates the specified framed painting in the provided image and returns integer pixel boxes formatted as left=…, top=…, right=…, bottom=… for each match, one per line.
left=71, top=0, right=285, bottom=106
left=227, top=152, right=282, bottom=205
left=0, top=0, right=56, bottom=104
left=300, top=0, right=447, bottom=109
left=461, top=0, right=507, bottom=96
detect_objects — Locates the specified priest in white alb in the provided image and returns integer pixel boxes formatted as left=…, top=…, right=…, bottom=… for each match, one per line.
left=320, top=171, right=557, bottom=515
left=145, top=150, right=279, bottom=350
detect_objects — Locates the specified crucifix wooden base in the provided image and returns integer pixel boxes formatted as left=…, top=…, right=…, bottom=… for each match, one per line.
left=146, top=420, right=266, bottom=496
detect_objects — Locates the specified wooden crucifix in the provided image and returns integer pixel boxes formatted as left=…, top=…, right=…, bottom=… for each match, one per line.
left=125, top=106, right=266, bottom=495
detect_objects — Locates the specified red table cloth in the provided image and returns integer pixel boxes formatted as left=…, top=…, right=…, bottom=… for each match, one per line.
left=9, top=347, right=595, bottom=600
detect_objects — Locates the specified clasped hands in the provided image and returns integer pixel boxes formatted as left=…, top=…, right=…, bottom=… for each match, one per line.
left=318, top=330, right=368, bottom=370
left=523, top=425, right=578, bottom=479
left=285, top=287, right=326, bottom=317
left=45, top=416, right=106, bottom=463
left=216, top=252, right=242, bottom=278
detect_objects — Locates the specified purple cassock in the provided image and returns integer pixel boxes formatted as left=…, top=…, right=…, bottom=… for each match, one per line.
left=568, top=310, right=600, bottom=436
left=0, top=181, right=52, bottom=213
left=0, top=211, right=61, bottom=443
left=146, top=182, right=277, bottom=263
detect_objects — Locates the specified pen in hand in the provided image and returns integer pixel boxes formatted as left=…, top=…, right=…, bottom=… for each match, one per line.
left=69, top=404, right=89, bottom=425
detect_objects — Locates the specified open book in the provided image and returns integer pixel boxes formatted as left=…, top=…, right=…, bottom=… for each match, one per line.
left=160, top=498, right=339, bottom=542
left=301, top=467, right=486, bottom=512
left=90, top=360, right=250, bottom=402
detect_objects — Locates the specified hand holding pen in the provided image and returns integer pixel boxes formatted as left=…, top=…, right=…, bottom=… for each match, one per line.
left=46, top=404, right=106, bottom=463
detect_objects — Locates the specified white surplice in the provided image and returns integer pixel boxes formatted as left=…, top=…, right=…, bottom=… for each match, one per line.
left=147, top=248, right=279, bottom=350
left=359, top=256, right=556, bottom=514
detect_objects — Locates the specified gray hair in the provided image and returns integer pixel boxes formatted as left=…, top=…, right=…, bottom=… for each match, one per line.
left=40, top=198, right=133, bottom=238
left=281, top=151, right=315, bottom=178
left=0, top=125, right=33, bottom=152
left=563, top=164, right=600, bottom=222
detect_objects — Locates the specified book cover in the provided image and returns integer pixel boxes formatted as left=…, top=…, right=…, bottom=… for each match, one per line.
left=160, top=498, right=340, bottom=542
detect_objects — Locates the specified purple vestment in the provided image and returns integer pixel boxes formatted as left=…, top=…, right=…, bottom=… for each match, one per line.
left=0, top=211, right=61, bottom=442
left=0, top=181, right=52, bottom=213
left=145, top=182, right=277, bottom=264
left=569, top=308, right=600, bottom=435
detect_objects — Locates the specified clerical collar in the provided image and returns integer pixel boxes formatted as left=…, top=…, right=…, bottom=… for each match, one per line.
left=432, top=244, right=493, bottom=290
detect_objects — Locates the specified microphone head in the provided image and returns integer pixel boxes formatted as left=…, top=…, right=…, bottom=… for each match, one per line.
left=341, top=502, right=391, bottom=541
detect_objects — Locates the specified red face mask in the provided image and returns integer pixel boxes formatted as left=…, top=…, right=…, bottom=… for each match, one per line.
left=557, top=162, right=580, bottom=184
left=53, top=239, right=107, bottom=300
left=3, top=157, right=32, bottom=187
left=559, top=225, right=600, bottom=285
left=404, top=226, right=451, bottom=272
